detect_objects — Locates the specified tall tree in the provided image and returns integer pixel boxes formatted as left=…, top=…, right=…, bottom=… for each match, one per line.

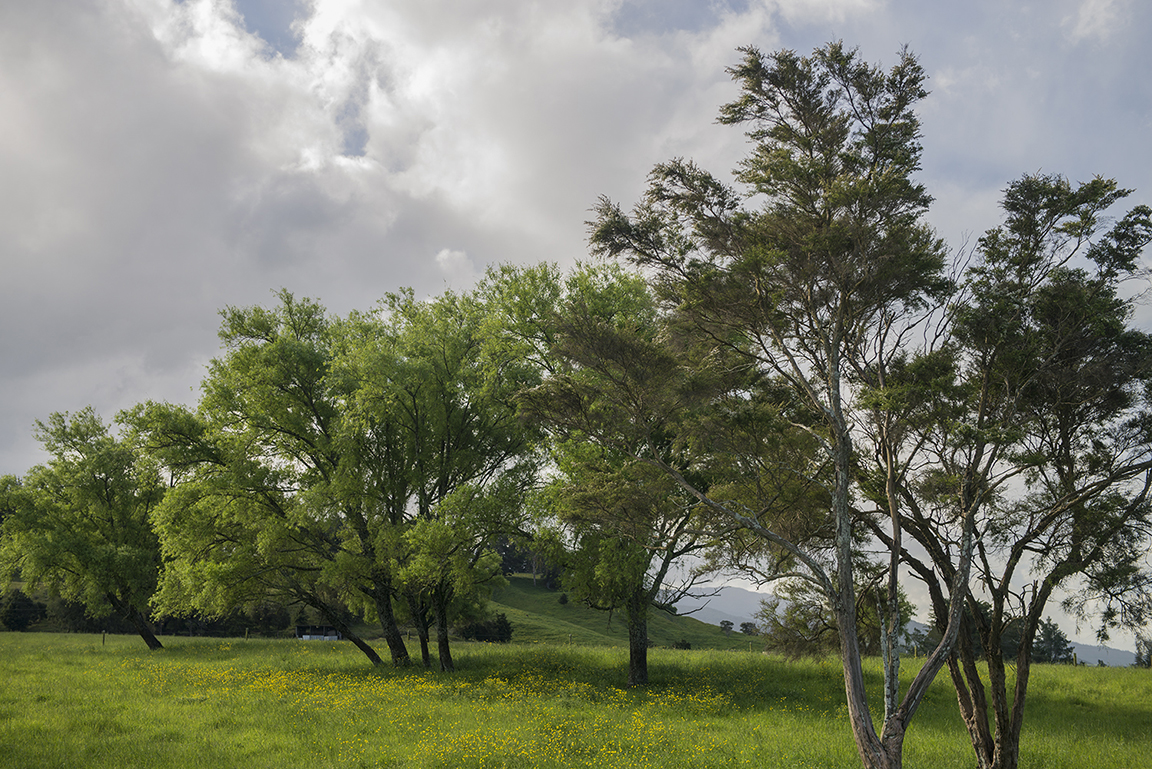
left=894, top=174, right=1152, bottom=769
left=588, top=42, right=968, bottom=769
left=345, top=286, right=541, bottom=671
left=510, top=263, right=734, bottom=686
left=133, top=293, right=409, bottom=665
left=0, top=408, right=165, bottom=649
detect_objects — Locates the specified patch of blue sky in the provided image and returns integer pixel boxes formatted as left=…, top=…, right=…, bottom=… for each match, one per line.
left=232, top=0, right=311, bottom=58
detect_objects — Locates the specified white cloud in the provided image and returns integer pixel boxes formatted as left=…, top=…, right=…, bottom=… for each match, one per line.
left=1063, top=0, right=1129, bottom=43
left=434, top=248, right=479, bottom=290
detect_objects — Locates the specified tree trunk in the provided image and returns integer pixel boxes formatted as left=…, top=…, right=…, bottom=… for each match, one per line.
left=433, top=589, right=454, bottom=672
left=948, top=653, right=995, bottom=769
left=952, top=627, right=1034, bottom=769
left=342, top=630, right=384, bottom=666
left=371, top=582, right=410, bottom=667
left=107, top=592, right=163, bottom=651
left=312, top=600, right=385, bottom=666
left=406, top=592, right=433, bottom=668
left=626, top=592, right=648, bottom=687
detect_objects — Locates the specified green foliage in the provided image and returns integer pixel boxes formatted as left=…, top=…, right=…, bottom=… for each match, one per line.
left=1033, top=618, right=1075, bottom=665
left=755, top=578, right=915, bottom=659
left=0, top=588, right=46, bottom=631
left=508, top=262, right=727, bottom=685
left=907, top=172, right=1152, bottom=768
left=1136, top=633, right=1151, bottom=668
left=458, top=612, right=513, bottom=643
left=134, top=285, right=542, bottom=668
left=0, top=409, right=165, bottom=648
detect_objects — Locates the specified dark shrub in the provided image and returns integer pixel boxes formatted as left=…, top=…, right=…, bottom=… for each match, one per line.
left=459, top=612, right=514, bottom=643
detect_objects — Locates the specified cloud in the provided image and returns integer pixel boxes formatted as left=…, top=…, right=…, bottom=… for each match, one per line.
left=434, top=248, right=479, bottom=290
left=1, top=0, right=1150, bottom=502
left=1063, top=0, right=1129, bottom=42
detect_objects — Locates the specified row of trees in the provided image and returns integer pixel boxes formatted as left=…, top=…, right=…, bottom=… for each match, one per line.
left=3, top=39, right=1152, bottom=769
left=2, top=286, right=549, bottom=668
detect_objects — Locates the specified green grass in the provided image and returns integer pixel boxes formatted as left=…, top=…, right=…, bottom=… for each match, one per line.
left=2, top=632, right=1149, bottom=769
left=488, top=575, right=753, bottom=651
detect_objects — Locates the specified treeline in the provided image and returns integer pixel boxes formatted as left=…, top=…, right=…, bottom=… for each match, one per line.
left=4, top=40, right=1152, bottom=769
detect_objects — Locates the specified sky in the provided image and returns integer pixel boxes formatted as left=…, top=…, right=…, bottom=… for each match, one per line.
left=3, top=0, right=1151, bottom=648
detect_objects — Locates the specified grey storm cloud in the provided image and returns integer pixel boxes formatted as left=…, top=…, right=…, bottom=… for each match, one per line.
left=2, top=3, right=1151, bottom=650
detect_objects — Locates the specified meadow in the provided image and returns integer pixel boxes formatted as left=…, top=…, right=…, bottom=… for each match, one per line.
left=1, top=633, right=1149, bottom=769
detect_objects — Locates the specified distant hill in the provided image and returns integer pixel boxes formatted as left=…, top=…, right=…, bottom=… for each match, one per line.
left=488, top=575, right=755, bottom=650
left=493, top=576, right=1139, bottom=664
left=1070, top=642, right=1135, bottom=667
left=672, top=584, right=769, bottom=628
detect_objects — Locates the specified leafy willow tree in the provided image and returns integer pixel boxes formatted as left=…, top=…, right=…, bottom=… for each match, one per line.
left=344, top=287, right=541, bottom=671
left=588, top=42, right=966, bottom=769
left=137, top=287, right=540, bottom=670
left=0, top=408, right=165, bottom=649
left=890, top=174, right=1152, bottom=769
left=132, top=295, right=405, bottom=665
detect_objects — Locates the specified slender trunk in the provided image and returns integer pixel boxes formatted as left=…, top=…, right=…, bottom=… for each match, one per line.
left=371, top=580, right=410, bottom=666
left=306, top=598, right=384, bottom=665
left=880, top=432, right=902, bottom=722
left=948, top=653, right=995, bottom=769
left=107, top=592, right=163, bottom=651
left=418, top=630, right=432, bottom=668
left=626, top=591, right=648, bottom=687
left=994, top=652, right=1032, bottom=769
left=433, top=589, right=454, bottom=672
left=341, top=630, right=385, bottom=666
left=406, top=592, right=433, bottom=668
left=829, top=412, right=897, bottom=769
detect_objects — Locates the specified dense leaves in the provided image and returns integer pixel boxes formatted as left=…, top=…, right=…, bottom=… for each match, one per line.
left=0, top=409, right=165, bottom=649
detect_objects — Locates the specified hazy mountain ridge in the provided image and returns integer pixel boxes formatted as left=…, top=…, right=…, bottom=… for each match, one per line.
left=673, top=586, right=1138, bottom=665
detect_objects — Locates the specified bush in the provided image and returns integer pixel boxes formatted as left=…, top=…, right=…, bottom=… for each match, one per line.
left=671, top=639, right=692, bottom=650
left=459, top=612, right=514, bottom=643
left=0, top=590, right=47, bottom=631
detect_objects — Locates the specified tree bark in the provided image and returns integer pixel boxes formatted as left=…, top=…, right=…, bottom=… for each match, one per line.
left=406, top=591, right=433, bottom=668
left=309, top=597, right=385, bottom=666
left=626, top=591, right=648, bottom=687
left=107, top=592, right=163, bottom=651
left=369, top=578, right=410, bottom=667
left=433, top=588, right=454, bottom=672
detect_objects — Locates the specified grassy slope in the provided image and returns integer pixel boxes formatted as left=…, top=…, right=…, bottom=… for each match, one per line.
left=488, top=575, right=754, bottom=651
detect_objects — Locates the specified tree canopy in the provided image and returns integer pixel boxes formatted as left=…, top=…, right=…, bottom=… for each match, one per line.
left=0, top=408, right=165, bottom=649
left=587, top=41, right=965, bottom=769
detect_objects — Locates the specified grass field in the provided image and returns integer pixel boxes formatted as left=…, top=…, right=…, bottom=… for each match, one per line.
left=2, top=632, right=1149, bottom=769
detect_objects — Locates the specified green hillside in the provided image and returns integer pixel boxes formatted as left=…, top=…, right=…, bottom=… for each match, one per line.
left=488, top=574, right=756, bottom=651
